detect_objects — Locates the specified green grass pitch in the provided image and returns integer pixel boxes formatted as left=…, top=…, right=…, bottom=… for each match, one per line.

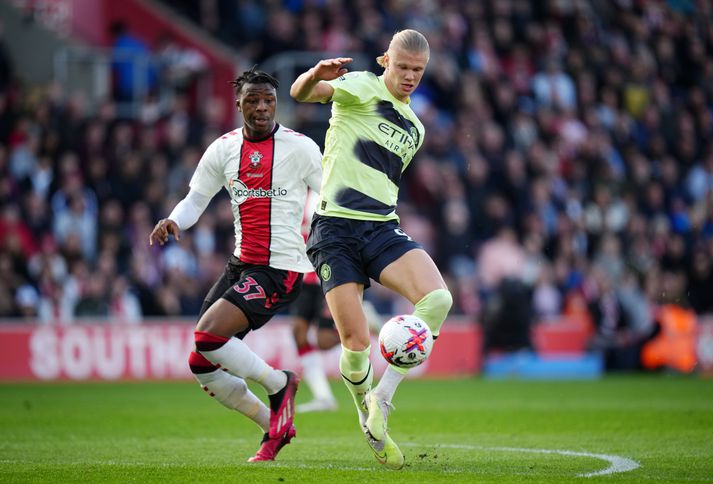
left=1, top=375, right=712, bottom=483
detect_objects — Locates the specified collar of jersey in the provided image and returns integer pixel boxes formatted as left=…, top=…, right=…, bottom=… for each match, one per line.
left=378, top=75, right=411, bottom=105
left=243, top=123, right=279, bottom=142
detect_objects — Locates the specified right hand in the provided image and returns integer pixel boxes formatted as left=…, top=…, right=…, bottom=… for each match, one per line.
left=149, top=219, right=181, bottom=246
left=311, top=57, right=353, bottom=81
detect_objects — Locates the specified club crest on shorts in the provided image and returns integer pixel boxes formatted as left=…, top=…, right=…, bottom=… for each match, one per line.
left=320, top=263, right=332, bottom=281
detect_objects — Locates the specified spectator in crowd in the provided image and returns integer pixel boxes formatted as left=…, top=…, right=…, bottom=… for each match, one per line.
left=585, top=266, right=653, bottom=371
left=477, top=225, right=532, bottom=353
left=532, top=57, right=577, bottom=110
left=0, top=1, right=711, bottom=381
left=109, top=21, right=158, bottom=102
left=154, top=33, right=208, bottom=95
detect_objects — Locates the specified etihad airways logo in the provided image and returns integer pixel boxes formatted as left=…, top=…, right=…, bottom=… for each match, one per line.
left=376, top=101, right=420, bottom=158
left=378, top=122, right=419, bottom=156
left=228, top=179, right=287, bottom=204
left=378, top=123, right=418, bottom=145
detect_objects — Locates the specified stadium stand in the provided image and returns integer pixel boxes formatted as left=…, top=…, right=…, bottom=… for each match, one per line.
left=1, top=0, right=712, bottom=373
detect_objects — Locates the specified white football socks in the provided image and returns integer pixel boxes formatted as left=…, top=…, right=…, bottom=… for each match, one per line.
left=193, top=369, right=270, bottom=432
left=300, top=350, right=336, bottom=402
left=372, top=364, right=407, bottom=403
left=200, top=337, right=287, bottom=394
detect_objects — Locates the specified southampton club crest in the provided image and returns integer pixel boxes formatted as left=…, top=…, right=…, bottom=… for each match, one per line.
left=248, top=150, right=263, bottom=168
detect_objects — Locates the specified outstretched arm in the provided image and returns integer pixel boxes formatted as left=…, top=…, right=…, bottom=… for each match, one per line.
left=149, top=218, right=181, bottom=246
left=290, top=57, right=353, bottom=103
left=149, top=189, right=211, bottom=246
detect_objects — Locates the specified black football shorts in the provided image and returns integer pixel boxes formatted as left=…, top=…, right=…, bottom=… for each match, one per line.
left=199, top=255, right=303, bottom=339
left=306, top=214, right=422, bottom=294
left=289, top=282, right=334, bottom=329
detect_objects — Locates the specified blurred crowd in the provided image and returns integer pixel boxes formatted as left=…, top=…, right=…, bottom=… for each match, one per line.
left=1, top=0, right=713, bottom=345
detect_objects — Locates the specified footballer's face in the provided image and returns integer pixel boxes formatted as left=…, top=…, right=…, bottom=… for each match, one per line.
left=237, top=82, right=277, bottom=138
left=382, top=47, right=429, bottom=103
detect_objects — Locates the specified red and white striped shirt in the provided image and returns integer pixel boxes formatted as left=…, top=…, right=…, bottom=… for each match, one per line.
left=190, top=124, right=322, bottom=273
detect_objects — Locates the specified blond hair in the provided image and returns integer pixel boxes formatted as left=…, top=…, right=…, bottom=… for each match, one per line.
left=376, top=29, right=430, bottom=68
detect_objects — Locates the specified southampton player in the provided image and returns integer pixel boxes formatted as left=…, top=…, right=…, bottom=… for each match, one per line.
left=149, top=67, right=322, bottom=462
left=290, top=30, right=452, bottom=469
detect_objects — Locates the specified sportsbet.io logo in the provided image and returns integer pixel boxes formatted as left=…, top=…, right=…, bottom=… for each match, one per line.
left=228, top=178, right=287, bottom=205
left=320, top=263, right=332, bottom=281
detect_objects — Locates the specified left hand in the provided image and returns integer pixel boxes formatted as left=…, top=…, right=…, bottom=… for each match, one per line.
left=149, top=219, right=181, bottom=246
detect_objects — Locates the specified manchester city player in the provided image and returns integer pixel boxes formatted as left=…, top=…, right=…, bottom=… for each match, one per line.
left=290, top=30, right=453, bottom=469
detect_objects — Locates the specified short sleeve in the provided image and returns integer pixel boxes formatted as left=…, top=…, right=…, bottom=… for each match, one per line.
left=189, top=138, right=225, bottom=197
left=302, top=138, right=323, bottom=193
left=325, top=71, right=377, bottom=106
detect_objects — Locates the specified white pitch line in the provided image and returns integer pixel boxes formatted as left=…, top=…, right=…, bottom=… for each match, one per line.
left=412, top=443, right=640, bottom=477
left=1, top=441, right=640, bottom=478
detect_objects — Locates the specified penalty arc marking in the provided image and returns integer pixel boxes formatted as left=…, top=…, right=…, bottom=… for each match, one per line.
left=420, top=443, right=640, bottom=477
left=0, top=440, right=641, bottom=478
left=280, top=439, right=641, bottom=477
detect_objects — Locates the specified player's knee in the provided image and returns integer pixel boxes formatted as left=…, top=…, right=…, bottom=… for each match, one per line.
left=337, top=325, right=370, bottom=350
left=316, top=328, right=339, bottom=350
left=194, top=330, right=229, bottom=353
left=195, top=313, right=223, bottom=336
left=416, top=288, right=453, bottom=336
left=316, top=336, right=330, bottom=350
left=195, top=300, right=248, bottom=337
left=423, top=288, right=453, bottom=320
left=188, top=350, right=219, bottom=375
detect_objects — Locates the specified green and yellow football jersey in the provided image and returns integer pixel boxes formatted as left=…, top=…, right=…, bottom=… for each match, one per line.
left=317, top=71, right=425, bottom=222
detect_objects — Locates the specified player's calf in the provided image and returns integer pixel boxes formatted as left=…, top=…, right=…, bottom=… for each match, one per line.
left=188, top=351, right=271, bottom=431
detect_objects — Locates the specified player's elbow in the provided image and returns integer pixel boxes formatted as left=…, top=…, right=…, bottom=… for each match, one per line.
left=290, top=77, right=309, bottom=101
left=291, top=78, right=331, bottom=103
left=289, top=84, right=304, bottom=102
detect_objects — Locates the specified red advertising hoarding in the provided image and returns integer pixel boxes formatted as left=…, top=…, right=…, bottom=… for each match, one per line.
left=0, top=319, right=482, bottom=381
left=6, top=317, right=707, bottom=381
